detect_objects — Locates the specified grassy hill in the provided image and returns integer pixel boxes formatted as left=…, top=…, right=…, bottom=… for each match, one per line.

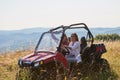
left=0, top=41, right=120, bottom=80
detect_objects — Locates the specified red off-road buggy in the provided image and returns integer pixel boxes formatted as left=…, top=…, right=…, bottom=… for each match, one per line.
left=17, top=23, right=109, bottom=80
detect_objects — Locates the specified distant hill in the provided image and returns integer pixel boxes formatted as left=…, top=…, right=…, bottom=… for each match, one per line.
left=0, top=27, right=120, bottom=53
left=90, top=27, right=120, bottom=36
left=0, top=28, right=49, bottom=53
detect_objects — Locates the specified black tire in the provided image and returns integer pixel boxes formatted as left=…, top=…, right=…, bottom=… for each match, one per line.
left=66, top=62, right=82, bottom=80
left=31, top=61, right=66, bottom=80
left=99, top=58, right=110, bottom=72
left=16, top=61, right=66, bottom=80
left=16, top=67, right=32, bottom=80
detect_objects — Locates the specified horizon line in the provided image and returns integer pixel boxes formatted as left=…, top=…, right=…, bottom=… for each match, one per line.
left=0, top=26, right=119, bottom=31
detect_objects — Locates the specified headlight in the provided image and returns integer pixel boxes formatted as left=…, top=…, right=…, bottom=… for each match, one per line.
left=19, top=59, right=22, bottom=66
left=34, top=61, right=43, bottom=67
left=34, top=62, right=40, bottom=67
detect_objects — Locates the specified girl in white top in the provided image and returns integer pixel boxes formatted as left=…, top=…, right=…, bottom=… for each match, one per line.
left=66, top=33, right=82, bottom=63
left=69, top=41, right=80, bottom=57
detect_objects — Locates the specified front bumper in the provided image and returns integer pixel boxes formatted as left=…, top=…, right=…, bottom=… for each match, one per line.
left=18, top=59, right=43, bottom=68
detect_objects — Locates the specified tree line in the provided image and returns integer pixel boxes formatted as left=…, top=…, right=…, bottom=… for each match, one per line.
left=95, top=33, right=120, bottom=41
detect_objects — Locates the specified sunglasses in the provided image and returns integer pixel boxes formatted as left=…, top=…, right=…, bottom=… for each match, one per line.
left=71, top=35, right=75, bottom=37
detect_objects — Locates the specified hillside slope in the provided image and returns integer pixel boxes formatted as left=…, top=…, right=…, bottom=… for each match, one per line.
left=0, top=27, right=120, bottom=53
left=0, top=41, right=120, bottom=80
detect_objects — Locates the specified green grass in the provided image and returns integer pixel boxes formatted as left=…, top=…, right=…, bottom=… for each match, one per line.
left=0, top=41, right=120, bottom=80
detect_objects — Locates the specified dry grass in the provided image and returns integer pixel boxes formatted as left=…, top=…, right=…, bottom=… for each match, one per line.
left=0, top=41, right=120, bottom=80
left=0, top=50, right=32, bottom=80
left=102, top=41, right=120, bottom=79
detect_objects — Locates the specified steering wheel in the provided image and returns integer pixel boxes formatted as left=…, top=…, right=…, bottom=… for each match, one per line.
left=60, top=46, right=70, bottom=56
left=64, top=47, right=70, bottom=54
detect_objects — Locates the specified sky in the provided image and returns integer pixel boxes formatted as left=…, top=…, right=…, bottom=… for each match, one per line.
left=0, top=0, right=120, bottom=30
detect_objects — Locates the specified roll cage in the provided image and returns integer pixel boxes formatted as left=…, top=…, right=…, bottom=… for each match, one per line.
left=35, top=23, right=94, bottom=53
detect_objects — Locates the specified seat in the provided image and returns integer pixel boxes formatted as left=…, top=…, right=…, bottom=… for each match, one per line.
left=80, top=37, right=87, bottom=54
left=65, top=55, right=77, bottom=63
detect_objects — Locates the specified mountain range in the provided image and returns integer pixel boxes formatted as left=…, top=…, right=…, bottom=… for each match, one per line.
left=0, top=27, right=120, bottom=53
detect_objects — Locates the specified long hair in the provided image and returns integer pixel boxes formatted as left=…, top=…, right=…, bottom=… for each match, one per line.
left=71, top=33, right=79, bottom=41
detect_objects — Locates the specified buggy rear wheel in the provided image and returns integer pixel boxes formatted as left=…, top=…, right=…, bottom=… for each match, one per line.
left=99, top=58, right=110, bottom=72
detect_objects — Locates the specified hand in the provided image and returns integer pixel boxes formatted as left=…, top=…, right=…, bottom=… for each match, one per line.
left=64, top=45, right=72, bottom=50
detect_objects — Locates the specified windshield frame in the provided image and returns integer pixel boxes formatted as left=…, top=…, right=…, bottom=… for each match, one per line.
left=34, top=26, right=65, bottom=53
left=34, top=23, right=94, bottom=53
